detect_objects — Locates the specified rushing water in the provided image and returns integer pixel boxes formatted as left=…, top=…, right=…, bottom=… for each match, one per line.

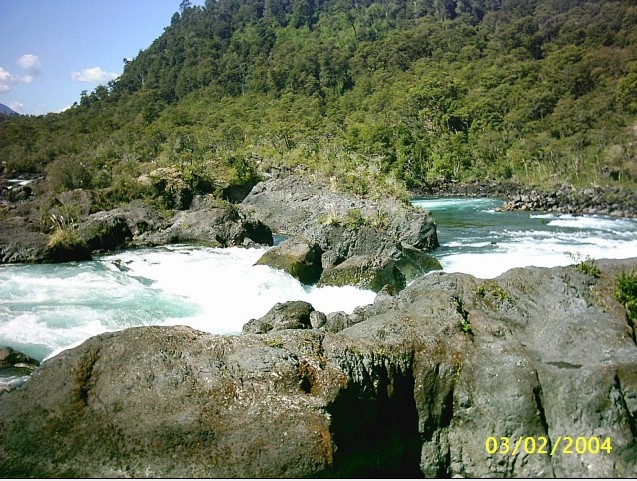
left=0, top=245, right=375, bottom=364
left=1, top=198, right=637, bottom=373
left=414, top=197, right=637, bottom=278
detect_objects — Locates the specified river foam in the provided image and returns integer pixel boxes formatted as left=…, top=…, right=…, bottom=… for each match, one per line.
left=414, top=198, right=637, bottom=279
left=2, top=199, right=636, bottom=362
left=0, top=245, right=376, bottom=361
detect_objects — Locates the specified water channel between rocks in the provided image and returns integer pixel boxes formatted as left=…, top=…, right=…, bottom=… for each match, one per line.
left=1, top=197, right=636, bottom=366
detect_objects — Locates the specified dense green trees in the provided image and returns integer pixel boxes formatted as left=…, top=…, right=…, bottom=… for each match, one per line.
left=1, top=0, right=636, bottom=206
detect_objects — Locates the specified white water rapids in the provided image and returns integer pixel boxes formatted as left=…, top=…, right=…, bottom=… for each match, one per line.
left=1, top=198, right=636, bottom=367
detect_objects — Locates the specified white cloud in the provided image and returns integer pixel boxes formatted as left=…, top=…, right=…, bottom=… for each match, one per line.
left=70, top=66, right=118, bottom=84
left=9, top=101, right=24, bottom=113
left=0, top=66, right=33, bottom=93
left=57, top=103, right=74, bottom=113
left=17, top=54, right=41, bottom=74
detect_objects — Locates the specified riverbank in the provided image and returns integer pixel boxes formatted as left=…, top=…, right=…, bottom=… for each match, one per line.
left=412, top=179, right=637, bottom=218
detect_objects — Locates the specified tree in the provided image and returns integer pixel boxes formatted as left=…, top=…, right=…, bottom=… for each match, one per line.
left=180, top=0, right=192, bottom=14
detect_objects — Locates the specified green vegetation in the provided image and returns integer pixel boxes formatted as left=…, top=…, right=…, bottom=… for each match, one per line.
left=319, top=204, right=390, bottom=231
left=568, top=252, right=602, bottom=278
left=615, top=269, right=637, bottom=324
left=453, top=295, right=473, bottom=336
left=264, top=336, right=284, bottom=349
left=2, top=0, right=637, bottom=210
left=476, top=281, right=512, bottom=302
left=47, top=226, right=91, bottom=262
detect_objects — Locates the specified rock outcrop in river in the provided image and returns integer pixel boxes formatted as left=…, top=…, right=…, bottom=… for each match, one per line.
left=242, top=174, right=440, bottom=290
left=0, top=174, right=436, bottom=277
left=1, top=259, right=635, bottom=477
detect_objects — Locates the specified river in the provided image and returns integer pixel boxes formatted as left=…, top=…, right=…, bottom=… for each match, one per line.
left=1, top=198, right=636, bottom=369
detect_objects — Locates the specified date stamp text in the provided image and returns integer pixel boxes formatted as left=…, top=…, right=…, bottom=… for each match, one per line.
left=485, top=436, right=612, bottom=456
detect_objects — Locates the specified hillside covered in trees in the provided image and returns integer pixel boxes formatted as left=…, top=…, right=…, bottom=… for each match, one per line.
left=1, top=0, right=637, bottom=208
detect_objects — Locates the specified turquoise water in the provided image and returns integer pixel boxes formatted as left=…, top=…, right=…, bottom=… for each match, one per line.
left=413, top=198, right=637, bottom=278
left=1, top=198, right=636, bottom=368
left=0, top=245, right=376, bottom=363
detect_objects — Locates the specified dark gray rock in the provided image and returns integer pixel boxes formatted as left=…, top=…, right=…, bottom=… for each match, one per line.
left=0, top=347, right=40, bottom=370
left=0, top=260, right=636, bottom=477
left=322, top=311, right=353, bottom=333
left=0, top=213, right=92, bottom=264
left=255, top=237, right=323, bottom=284
left=139, top=205, right=272, bottom=248
left=318, top=255, right=406, bottom=292
left=0, top=216, right=50, bottom=263
left=242, top=301, right=315, bottom=334
left=242, top=175, right=439, bottom=287
left=72, top=201, right=169, bottom=253
left=77, top=212, right=133, bottom=252
left=114, top=200, right=170, bottom=237
left=1, top=197, right=272, bottom=263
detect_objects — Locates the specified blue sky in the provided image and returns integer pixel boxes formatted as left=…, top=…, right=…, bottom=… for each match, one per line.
left=0, top=0, right=205, bottom=115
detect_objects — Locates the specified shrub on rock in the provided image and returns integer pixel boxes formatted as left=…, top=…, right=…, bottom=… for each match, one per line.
left=138, top=167, right=192, bottom=210
left=47, top=228, right=91, bottom=262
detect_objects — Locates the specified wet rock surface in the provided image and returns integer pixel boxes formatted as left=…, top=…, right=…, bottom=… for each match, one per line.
left=0, top=347, right=40, bottom=394
left=1, top=259, right=636, bottom=477
left=255, top=237, right=323, bottom=285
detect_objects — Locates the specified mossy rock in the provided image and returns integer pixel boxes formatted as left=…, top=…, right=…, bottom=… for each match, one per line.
left=256, top=238, right=323, bottom=285
left=394, top=244, right=443, bottom=282
left=318, top=255, right=406, bottom=293
left=47, top=228, right=91, bottom=262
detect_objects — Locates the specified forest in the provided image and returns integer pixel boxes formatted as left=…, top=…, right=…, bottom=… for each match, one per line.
left=1, top=0, right=636, bottom=209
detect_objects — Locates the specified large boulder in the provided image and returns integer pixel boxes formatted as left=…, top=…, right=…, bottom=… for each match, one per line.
left=112, top=199, right=170, bottom=237
left=242, top=301, right=315, bottom=334
left=139, top=205, right=273, bottom=248
left=318, top=255, right=406, bottom=292
left=1, top=259, right=636, bottom=477
left=241, top=174, right=439, bottom=287
left=0, top=216, right=51, bottom=264
left=255, top=237, right=323, bottom=284
left=77, top=212, right=133, bottom=252
left=73, top=201, right=169, bottom=253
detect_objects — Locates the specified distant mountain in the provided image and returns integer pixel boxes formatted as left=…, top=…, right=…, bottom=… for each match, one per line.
left=0, top=103, right=18, bottom=116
